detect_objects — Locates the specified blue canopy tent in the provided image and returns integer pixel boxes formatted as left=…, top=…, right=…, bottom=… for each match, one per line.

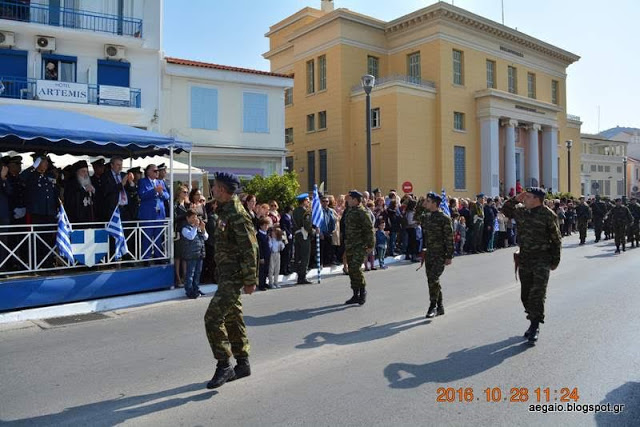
left=0, top=105, right=192, bottom=312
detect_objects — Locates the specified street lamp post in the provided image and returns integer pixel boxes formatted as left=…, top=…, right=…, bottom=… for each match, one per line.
left=565, top=140, right=573, bottom=194
left=361, top=74, right=375, bottom=193
left=623, top=156, right=628, bottom=198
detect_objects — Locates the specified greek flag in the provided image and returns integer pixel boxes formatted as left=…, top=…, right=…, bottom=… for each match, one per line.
left=106, top=206, right=128, bottom=260
left=311, top=184, right=324, bottom=228
left=56, top=204, right=74, bottom=263
left=440, top=189, right=451, bottom=217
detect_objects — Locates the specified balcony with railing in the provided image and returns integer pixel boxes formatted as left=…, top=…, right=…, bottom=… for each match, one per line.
left=0, top=76, right=141, bottom=108
left=351, top=74, right=436, bottom=94
left=0, top=1, right=142, bottom=37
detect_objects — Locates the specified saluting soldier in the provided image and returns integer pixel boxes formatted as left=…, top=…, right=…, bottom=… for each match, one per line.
left=627, top=197, right=640, bottom=248
left=292, top=193, right=313, bottom=285
left=420, top=192, right=454, bottom=319
left=204, top=172, right=258, bottom=389
left=591, top=194, right=607, bottom=242
left=502, top=187, right=562, bottom=345
left=344, top=190, right=375, bottom=305
left=575, top=196, right=591, bottom=245
left=610, top=198, right=633, bottom=253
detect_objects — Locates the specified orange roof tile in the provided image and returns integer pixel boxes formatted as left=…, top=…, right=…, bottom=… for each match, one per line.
left=165, top=57, right=292, bottom=78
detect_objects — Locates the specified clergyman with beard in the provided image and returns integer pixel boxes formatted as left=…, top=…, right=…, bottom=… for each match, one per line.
left=64, top=160, right=95, bottom=225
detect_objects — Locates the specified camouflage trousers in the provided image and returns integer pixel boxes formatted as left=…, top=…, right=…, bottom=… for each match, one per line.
left=627, top=222, right=639, bottom=244
left=613, top=225, right=628, bottom=248
left=425, top=256, right=445, bottom=303
left=518, top=265, right=550, bottom=323
left=593, top=217, right=604, bottom=241
left=346, top=249, right=367, bottom=290
left=577, top=219, right=589, bottom=243
left=204, top=283, right=250, bottom=361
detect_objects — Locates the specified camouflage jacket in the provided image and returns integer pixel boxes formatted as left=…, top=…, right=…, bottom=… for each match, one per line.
left=591, top=200, right=608, bottom=219
left=344, top=204, right=375, bottom=251
left=502, top=197, right=562, bottom=269
left=292, top=206, right=312, bottom=233
left=421, top=210, right=454, bottom=260
left=610, top=205, right=633, bottom=228
left=214, top=195, right=258, bottom=288
left=576, top=203, right=592, bottom=220
left=628, top=202, right=640, bottom=222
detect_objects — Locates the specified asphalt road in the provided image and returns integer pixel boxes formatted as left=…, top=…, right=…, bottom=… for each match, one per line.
left=1, top=232, right=639, bottom=427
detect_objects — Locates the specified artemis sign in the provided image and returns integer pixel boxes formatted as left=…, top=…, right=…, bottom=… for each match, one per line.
left=36, top=80, right=88, bottom=104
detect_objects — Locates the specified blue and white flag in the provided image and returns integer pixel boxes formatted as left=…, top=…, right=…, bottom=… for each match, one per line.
left=311, top=184, right=324, bottom=229
left=493, top=215, right=499, bottom=232
left=440, top=189, right=451, bottom=217
left=106, top=206, right=129, bottom=260
left=56, top=204, right=74, bottom=264
left=71, top=229, right=109, bottom=267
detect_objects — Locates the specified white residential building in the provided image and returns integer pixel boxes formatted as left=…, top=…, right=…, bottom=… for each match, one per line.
left=580, top=133, right=627, bottom=198
left=0, top=0, right=161, bottom=129
left=161, top=57, right=293, bottom=180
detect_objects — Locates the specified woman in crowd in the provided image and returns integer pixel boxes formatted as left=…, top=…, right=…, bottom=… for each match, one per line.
left=404, top=199, right=419, bottom=262
left=243, top=194, right=259, bottom=230
left=173, top=185, right=190, bottom=286
left=267, top=200, right=281, bottom=225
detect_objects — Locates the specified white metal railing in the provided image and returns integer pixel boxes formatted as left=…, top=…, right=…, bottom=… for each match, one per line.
left=0, top=220, right=171, bottom=277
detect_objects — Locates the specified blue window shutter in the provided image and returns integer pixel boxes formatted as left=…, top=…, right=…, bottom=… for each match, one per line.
left=0, top=50, right=28, bottom=79
left=97, top=60, right=130, bottom=87
left=191, top=87, right=218, bottom=130
left=243, top=92, right=268, bottom=133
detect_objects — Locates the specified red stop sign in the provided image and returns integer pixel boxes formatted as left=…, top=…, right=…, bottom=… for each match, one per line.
left=402, top=181, right=413, bottom=193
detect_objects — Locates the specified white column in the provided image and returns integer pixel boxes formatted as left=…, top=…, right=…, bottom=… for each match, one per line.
left=542, top=125, right=559, bottom=192
left=527, top=124, right=541, bottom=187
left=503, top=119, right=518, bottom=196
left=480, top=116, right=500, bottom=197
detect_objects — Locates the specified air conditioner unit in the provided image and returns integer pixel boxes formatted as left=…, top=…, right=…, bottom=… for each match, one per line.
left=35, top=35, right=55, bottom=51
left=104, top=44, right=125, bottom=60
left=0, top=31, right=15, bottom=48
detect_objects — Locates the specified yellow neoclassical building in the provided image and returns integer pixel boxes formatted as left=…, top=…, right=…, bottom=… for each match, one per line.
left=264, top=0, right=582, bottom=197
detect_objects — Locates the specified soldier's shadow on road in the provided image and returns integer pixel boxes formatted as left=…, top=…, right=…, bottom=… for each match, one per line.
left=584, top=252, right=616, bottom=259
left=595, top=381, right=640, bottom=426
left=384, top=336, right=530, bottom=389
left=1, top=382, right=216, bottom=426
left=296, top=317, right=428, bottom=349
left=245, top=303, right=354, bottom=326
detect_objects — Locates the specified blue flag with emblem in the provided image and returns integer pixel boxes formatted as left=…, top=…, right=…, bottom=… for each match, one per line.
left=56, top=204, right=74, bottom=264
left=440, top=189, right=451, bottom=217
left=106, top=206, right=129, bottom=260
left=71, top=228, right=109, bottom=267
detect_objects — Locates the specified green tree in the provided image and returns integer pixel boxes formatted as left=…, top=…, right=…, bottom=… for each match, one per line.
left=242, top=172, right=300, bottom=211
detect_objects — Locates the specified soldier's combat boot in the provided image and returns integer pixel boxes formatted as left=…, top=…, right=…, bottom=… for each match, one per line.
left=622, top=245, right=626, bottom=252
left=525, top=321, right=539, bottom=345
left=345, top=289, right=360, bottom=305
left=436, top=294, right=445, bottom=316
left=231, top=358, right=251, bottom=381
left=358, top=288, right=367, bottom=305
left=615, top=246, right=620, bottom=254
left=425, top=302, right=437, bottom=319
left=207, top=361, right=236, bottom=389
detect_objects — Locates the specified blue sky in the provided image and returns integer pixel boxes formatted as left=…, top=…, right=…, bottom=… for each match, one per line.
left=163, top=0, right=639, bottom=134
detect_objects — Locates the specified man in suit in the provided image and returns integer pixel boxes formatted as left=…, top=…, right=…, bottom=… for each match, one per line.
left=102, top=156, right=132, bottom=222
left=138, top=164, right=170, bottom=259
left=90, top=158, right=106, bottom=221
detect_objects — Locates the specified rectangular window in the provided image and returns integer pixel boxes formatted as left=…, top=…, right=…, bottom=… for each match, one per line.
left=97, top=59, right=130, bottom=87
left=453, top=49, right=464, bottom=85
left=552, top=80, right=559, bottom=104
left=527, top=72, right=536, bottom=98
left=367, top=56, right=379, bottom=78
left=617, top=180, right=624, bottom=195
left=318, top=55, right=327, bottom=91
left=285, top=127, right=293, bottom=144
left=318, top=110, right=327, bottom=130
left=453, top=112, right=465, bottom=131
left=508, top=66, right=517, bottom=94
left=285, top=87, right=293, bottom=106
left=617, top=166, right=622, bottom=173
left=43, top=54, right=77, bottom=82
left=0, top=50, right=28, bottom=98
left=190, top=86, right=218, bottom=130
left=407, top=52, right=421, bottom=84
left=371, top=108, right=381, bottom=129
left=604, top=165, right=611, bottom=173
left=598, top=165, right=604, bottom=172
left=285, top=156, right=294, bottom=173
left=319, top=149, right=327, bottom=190
left=605, top=180, right=611, bottom=195
left=307, top=113, right=315, bottom=132
left=306, top=59, right=315, bottom=94
left=454, top=146, right=466, bottom=189
left=636, top=168, right=639, bottom=180
left=486, top=59, right=496, bottom=89
left=590, top=164, right=597, bottom=172
left=307, top=150, right=316, bottom=190
left=243, top=92, right=269, bottom=133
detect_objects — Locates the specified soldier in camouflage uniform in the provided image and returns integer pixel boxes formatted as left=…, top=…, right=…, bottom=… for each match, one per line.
left=292, top=193, right=313, bottom=284
left=575, top=196, right=591, bottom=245
left=627, top=197, right=640, bottom=248
left=603, top=199, right=614, bottom=240
left=420, top=192, right=454, bottom=319
left=591, top=194, right=607, bottom=242
left=502, top=187, right=561, bottom=345
left=610, top=198, right=633, bottom=253
left=344, top=190, right=375, bottom=305
left=205, top=172, right=259, bottom=389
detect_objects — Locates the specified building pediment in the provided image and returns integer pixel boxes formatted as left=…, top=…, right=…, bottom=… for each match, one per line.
left=475, top=89, right=561, bottom=126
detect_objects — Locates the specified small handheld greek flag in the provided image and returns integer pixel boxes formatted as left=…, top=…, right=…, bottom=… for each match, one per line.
left=106, top=206, right=128, bottom=260
left=311, top=184, right=324, bottom=228
left=56, top=204, right=74, bottom=263
left=440, top=189, right=451, bottom=217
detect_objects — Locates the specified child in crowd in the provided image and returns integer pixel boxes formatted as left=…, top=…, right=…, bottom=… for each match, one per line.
left=375, top=220, right=389, bottom=269
left=268, top=227, right=285, bottom=288
left=181, top=209, right=208, bottom=299
left=257, top=217, right=272, bottom=291
left=455, top=216, right=467, bottom=255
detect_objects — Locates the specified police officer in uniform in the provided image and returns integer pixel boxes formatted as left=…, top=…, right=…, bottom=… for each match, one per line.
left=204, top=172, right=258, bottom=389
left=502, top=187, right=562, bottom=345
left=575, top=196, right=591, bottom=245
left=292, top=193, right=313, bottom=285
left=591, top=194, right=607, bottom=242
left=344, top=190, right=375, bottom=305
left=420, top=192, right=454, bottom=318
